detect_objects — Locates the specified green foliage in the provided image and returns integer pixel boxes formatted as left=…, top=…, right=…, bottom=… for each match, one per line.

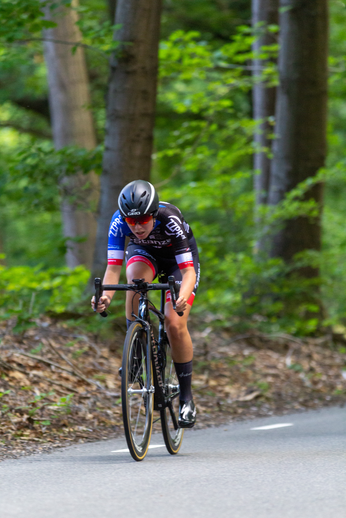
left=0, top=0, right=119, bottom=57
left=5, top=391, right=75, bottom=427
left=0, top=1, right=59, bottom=42
left=164, top=180, right=324, bottom=334
left=320, top=2, right=346, bottom=329
left=0, top=141, right=103, bottom=270
left=156, top=29, right=277, bottom=185
left=156, top=27, right=332, bottom=336
left=255, top=381, right=270, bottom=392
left=288, top=363, right=303, bottom=373
left=75, top=5, right=121, bottom=56
left=51, top=393, right=74, bottom=415
left=30, top=343, right=43, bottom=355
left=6, top=142, right=103, bottom=212
left=0, top=264, right=90, bottom=331
left=160, top=0, right=251, bottom=44
left=16, top=391, right=55, bottom=422
left=159, top=184, right=324, bottom=335
left=1, top=2, right=346, bottom=338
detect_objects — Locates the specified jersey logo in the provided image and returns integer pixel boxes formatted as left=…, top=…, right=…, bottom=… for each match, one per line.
left=134, top=238, right=171, bottom=246
left=109, top=216, right=124, bottom=238
left=165, top=215, right=184, bottom=238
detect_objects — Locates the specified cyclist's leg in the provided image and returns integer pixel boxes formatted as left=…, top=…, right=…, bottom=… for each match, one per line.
left=164, top=254, right=200, bottom=364
left=125, top=245, right=158, bottom=320
left=164, top=303, right=193, bottom=362
left=164, top=259, right=200, bottom=428
left=165, top=303, right=196, bottom=428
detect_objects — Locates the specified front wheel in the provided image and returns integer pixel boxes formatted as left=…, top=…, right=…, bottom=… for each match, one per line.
left=121, top=322, right=153, bottom=461
left=160, top=338, right=184, bottom=454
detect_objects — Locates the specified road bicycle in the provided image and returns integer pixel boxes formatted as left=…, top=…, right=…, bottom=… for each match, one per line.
left=94, top=275, right=184, bottom=461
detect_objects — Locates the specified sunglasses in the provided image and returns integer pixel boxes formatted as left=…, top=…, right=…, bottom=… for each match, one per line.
left=125, top=215, right=153, bottom=226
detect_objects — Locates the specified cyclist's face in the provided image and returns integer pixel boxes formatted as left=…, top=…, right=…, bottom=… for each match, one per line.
left=129, top=217, right=154, bottom=240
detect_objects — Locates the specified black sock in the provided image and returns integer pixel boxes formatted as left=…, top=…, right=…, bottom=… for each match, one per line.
left=174, top=360, right=193, bottom=402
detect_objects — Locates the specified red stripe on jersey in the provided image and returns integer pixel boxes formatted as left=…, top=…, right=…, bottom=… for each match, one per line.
left=108, top=258, right=123, bottom=266
left=187, top=292, right=195, bottom=306
left=126, top=255, right=156, bottom=277
left=178, top=261, right=194, bottom=270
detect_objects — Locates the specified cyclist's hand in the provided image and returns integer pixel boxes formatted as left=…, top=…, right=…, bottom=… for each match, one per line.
left=91, top=295, right=111, bottom=313
left=175, top=296, right=187, bottom=314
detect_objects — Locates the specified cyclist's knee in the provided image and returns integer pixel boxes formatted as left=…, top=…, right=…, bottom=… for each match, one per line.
left=165, top=318, right=187, bottom=342
left=126, top=263, right=154, bottom=283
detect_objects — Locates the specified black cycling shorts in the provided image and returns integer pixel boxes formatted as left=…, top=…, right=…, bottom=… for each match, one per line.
left=125, top=243, right=200, bottom=306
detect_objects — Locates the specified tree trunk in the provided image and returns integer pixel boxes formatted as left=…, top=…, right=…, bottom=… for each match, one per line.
left=268, top=0, right=328, bottom=279
left=252, top=0, right=278, bottom=208
left=92, top=0, right=162, bottom=279
left=43, top=0, right=99, bottom=269
left=107, top=0, right=117, bottom=23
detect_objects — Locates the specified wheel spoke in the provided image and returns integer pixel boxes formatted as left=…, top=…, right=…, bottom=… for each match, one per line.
left=134, top=398, right=142, bottom=437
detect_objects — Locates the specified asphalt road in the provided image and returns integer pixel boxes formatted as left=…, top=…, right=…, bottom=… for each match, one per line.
left=1, top=405, right=345, bottom=518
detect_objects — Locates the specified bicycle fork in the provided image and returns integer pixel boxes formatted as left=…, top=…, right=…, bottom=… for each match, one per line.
left=128, top=298, right=155, bottom=400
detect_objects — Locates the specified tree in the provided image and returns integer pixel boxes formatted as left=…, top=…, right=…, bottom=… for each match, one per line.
left=252, top=0, right=278, bottom=209
left=161, top=0, right=251, bottom=43
left=92, top=0, right=163, bottom=278
left=267, top=0, right=328, bottom=286
left=107, top=0, right=117, bottom=23
left=43, top=0, right=99, bottom=269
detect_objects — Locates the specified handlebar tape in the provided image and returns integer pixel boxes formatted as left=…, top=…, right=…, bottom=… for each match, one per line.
left=168, top=276, right=183, bottom=317
left=94, top=278, right=108, bottom=318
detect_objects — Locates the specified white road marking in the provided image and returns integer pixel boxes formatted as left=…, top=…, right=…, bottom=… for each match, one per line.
left=111, top=444, right=165, bottom=453
left=251, top=423, right=293, bottom=431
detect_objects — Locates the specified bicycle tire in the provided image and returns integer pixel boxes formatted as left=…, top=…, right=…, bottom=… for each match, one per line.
left=160, top=338, right=184, bottom=454
left=121, top=322, right=153, bottom=461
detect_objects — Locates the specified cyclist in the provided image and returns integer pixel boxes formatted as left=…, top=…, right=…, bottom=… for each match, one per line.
left=92, top=180, right=200, bottom=428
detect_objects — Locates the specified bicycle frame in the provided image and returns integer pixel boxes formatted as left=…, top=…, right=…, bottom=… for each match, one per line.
left=138, top=290, right=180, bottom=425
left=95, top=277, right=181, bottom=414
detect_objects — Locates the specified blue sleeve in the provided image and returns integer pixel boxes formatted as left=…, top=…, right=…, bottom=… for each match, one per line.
left=107, top=211, right=130, bottom=265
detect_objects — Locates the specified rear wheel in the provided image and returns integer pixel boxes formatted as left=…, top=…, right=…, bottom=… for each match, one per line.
left=160, top=338, right=184, bottom=454
left=121, top=322, right=153, bottom=461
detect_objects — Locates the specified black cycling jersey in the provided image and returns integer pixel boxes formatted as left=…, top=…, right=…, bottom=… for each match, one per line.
left=108, top=202, right=197, bottom=270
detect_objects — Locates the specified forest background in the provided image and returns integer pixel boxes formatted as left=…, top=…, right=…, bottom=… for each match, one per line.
left=1, top=0, right=346, bottom=339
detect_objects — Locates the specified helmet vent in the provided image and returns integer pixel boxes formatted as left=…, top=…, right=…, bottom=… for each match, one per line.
left=118, top=180, right=158, bottom=218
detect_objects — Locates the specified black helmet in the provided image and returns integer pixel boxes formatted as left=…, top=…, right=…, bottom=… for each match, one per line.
left=118, top=180, right=159, bottom=218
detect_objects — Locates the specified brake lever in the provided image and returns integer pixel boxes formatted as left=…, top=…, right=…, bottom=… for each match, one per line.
left=94, top=278, right=108, bottom=318
left=168, top=276, right=183, bottom=317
